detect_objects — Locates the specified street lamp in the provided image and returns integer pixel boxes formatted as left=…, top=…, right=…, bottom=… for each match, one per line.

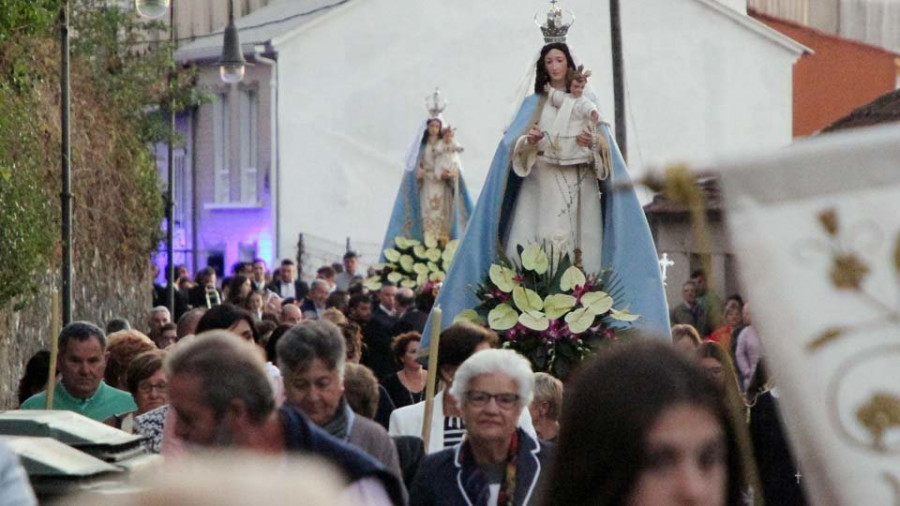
left=137, top=0, right=178, bottom=316
left=134, top=0, right=170, bottom=20
left=219, top=0, right=247, bottom=84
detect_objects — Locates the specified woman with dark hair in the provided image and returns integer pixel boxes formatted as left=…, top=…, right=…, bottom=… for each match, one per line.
left=541, top=340, right=745, bottom=506
left=194, top=303, right=258, bottom=343
left=380, top=331, right=428, bottom=409
left=226, top=274, right=252, bottom=307
left=17, top=350, right=50, bottom=407
left=423, top=10, right=669, bottom=350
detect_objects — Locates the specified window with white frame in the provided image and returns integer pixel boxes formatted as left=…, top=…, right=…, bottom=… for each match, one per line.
left=213, top=92, right=230, bottom=203
left=239, top=87, right=259, bottom=204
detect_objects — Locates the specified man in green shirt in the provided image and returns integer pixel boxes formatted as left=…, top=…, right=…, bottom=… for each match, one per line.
left=21, top=321, right=136, bottom=421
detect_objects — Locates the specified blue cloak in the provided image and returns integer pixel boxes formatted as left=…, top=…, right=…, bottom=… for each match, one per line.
left=421, top=94, right=670, bottom=350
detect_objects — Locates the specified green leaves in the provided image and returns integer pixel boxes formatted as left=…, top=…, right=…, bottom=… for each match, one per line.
left=543, top=294, right=576, bottom=319
left=513, top=286, right=543, bottom=313
left=582, top=291, right=613, bottom=315
left=559, top=266, right=586, bottom=292
left=519, top=311, right=550, bottom=331
left=521, top=243, right=550, bottom=274
left=489, top=264, right=518, bottom=293
left=564, top=307, right=595, bottom=334
left=395, top=236, right=419, bottom=250
left=488, top=304, right=519, bottom=331
left=443, top=239, right=460, bottom=264
left=384, top=248, right=401, bottom=263
left=454, top=309, right=484, bottom=325
left=399, top=255, right=415, bottom=272
left=610, top=307, right=640, bottom=322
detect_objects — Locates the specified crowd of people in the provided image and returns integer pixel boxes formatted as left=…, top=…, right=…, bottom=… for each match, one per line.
left=1, top=257, right=809, bottom=505
left=668, top=270, right=807, bottom=506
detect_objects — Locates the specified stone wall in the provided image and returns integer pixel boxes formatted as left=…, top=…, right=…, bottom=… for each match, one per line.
left=0, top=249, right=151, bottom=409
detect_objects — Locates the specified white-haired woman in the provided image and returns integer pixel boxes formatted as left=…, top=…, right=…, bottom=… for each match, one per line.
left=409, top=349, right=551, bottom=506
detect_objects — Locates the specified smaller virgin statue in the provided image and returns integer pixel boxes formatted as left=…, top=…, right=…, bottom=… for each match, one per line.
left=380, top=90, right=474, bottom=257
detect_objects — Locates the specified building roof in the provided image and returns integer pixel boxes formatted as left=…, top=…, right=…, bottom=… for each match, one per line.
left=176, top=0, right=809, bottom=63
left=693, top=0, right=811, bottom=55
left=750, top=9, right=900, bottom=58
left=822, top=88, right=900, bottom=133
left=175, top=0, right=353, bottom=62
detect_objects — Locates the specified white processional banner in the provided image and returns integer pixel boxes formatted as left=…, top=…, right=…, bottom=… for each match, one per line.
left=716, top=123, right=900, bottom=505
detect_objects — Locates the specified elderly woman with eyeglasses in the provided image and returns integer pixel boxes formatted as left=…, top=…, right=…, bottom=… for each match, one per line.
left=409, top=349, right=552, bottom=506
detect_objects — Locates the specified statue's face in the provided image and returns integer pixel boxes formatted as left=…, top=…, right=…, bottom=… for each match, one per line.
left=543, top=48, right=568, bottom=84
left=428, top=120, right=442, bottom=137
left=570, top=79, right=585, bottom=98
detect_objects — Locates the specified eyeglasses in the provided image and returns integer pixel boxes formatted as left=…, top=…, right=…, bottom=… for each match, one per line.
left=465, top=390, right=520, bottom=409
left=138, top=382, right=168, bottom=394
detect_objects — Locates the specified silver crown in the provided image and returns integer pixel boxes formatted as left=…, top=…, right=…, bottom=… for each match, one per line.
left=425, top=88, right=446, bottom=118
left=534, top=0, right=575, bottom=44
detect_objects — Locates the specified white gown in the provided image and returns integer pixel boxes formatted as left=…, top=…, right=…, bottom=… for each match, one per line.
left=418, top=140, right=454, bottom=241
left=506, top=98, right=604, bottom=274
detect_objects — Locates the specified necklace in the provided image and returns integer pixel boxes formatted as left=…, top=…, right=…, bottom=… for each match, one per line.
left=400, top=368, right=425, bottom=404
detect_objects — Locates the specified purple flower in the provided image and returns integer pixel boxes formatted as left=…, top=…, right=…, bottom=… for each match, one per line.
left=491, top=288, right=510, bottom=302
left=572, top=281, right=593, bottom=302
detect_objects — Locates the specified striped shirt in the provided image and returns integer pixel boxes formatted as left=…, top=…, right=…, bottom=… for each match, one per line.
left=443, top=416, right=466, bottom=448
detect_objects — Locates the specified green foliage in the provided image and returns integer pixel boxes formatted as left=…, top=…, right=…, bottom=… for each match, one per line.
left=0, top=0, right=60, bottom=45
left=0, top=0, right=206, bottom=307
left=0, top=89, right=56, bottom=305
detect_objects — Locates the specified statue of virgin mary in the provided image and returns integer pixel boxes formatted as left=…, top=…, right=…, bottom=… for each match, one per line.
left=380, top=90, right=474, bottom=256
left=422, top=2, right=670, bottom=348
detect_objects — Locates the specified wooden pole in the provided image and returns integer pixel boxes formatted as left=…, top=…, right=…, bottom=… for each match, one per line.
left=421, top=306, right=443, bottom=446
left=46, top=290, right=61, bottom=409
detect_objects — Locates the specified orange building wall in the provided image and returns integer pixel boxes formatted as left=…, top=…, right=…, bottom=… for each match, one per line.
left=752, top=11, right=899, bottom=137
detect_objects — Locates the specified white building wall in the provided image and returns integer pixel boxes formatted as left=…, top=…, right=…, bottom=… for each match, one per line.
left=272, top=0, right=800, bottom=260
left=623, top=0, right=799, bottom=175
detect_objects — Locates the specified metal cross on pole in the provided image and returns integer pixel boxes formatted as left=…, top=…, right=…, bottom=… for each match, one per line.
left=658, top=253, right=674, bottom=286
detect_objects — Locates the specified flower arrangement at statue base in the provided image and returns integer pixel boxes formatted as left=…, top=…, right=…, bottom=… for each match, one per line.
left=365, top=234, right=459, bottom=293
left=455, top=242, right=639, bottom=380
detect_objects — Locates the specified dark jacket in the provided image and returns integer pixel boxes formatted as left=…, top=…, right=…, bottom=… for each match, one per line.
left=363, top=306, right=400, bottom=380
left=409, top=429, right=552, bottom=506
left=267, top=279, right=309, bottom=301
left=280, top=405, right=405, bottom=506
left=187, top=284, right=221, bottom=310
left=392, top=309, right=429, bottom=335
